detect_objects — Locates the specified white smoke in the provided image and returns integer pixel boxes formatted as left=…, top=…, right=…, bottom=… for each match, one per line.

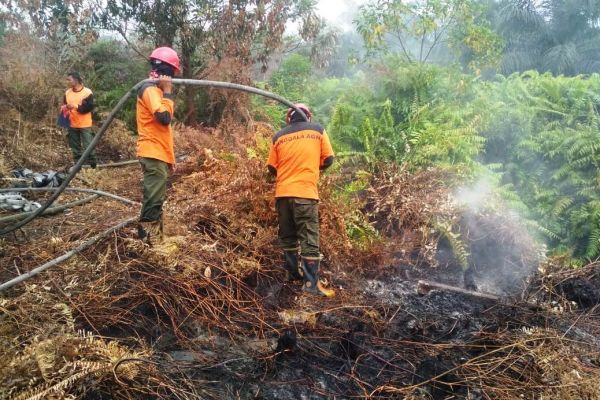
left=450, top=175, right=544, bottom=297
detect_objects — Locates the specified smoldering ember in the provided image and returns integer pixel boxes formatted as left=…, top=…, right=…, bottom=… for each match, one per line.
left=1, top=1, right=600, bottom=399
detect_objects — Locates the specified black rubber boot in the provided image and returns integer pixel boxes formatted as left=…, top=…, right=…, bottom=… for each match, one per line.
left=301, top=258, right=335, bottom=297
left=137, top=220, right=162, bottom=246
left=137, top=222, right=149, bottom=241
left=283, top=250, right=303, bottom=282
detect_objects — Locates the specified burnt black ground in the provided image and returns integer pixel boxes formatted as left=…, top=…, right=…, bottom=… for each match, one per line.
left=147, top=262, right=600, bottom=400
left=53, top=226, right=598, bottom=400
left=557, top=277, right=600, bottom=309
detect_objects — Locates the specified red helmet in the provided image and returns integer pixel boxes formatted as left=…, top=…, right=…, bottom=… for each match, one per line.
left=286, top=103, right=312, bottom=124
left=149, top=47, right=181, bottom=73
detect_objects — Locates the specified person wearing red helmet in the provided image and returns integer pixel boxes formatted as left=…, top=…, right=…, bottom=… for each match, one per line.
left=136, top=46, right=181, bottom=245
left=267, top=104, right=336, bottom=297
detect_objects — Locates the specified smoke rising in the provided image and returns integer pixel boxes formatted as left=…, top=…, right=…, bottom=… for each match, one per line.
left=452, top=176, right=544, bottom=296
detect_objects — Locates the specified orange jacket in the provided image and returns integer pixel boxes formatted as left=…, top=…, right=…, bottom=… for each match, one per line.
left=267, top=121, right=334, bottom=200
left=136, top=83, right=175, bottom=165
left=64, top=87, right=93, bottom=128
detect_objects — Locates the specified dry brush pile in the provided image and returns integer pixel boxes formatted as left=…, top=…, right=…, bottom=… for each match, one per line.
left=1, top=124, right=599, bottom=399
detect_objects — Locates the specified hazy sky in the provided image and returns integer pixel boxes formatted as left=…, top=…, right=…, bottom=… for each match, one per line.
left=316, top=0, right=367, bottom=31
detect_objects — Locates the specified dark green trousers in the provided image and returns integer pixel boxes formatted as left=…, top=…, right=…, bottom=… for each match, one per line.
left=140, top=157, right=168, bottom=222
left=67, top=127, right=96, bottom=164
left=276, top=197, right=320, bottom=258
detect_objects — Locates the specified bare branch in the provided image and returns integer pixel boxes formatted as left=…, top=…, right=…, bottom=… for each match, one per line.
left=393, top=32, right=414, bottom=63
left=422, top=14, right=455, bottom=64
left=114, top=25, right=147, bottom=60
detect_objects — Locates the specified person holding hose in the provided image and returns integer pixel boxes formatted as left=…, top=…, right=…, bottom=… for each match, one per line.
left=63, top=71, right=97, bottom=168
left=267, top=104, right=336, bottom=297
left=136, top=47, right=180, bottom=244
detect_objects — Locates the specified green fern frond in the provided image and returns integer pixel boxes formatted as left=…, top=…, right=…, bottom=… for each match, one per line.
left=432, top=219, right=469, bottom=271
left=551, top=197, right=574, bottom=217
left=584, top=224, right=600, bottom=259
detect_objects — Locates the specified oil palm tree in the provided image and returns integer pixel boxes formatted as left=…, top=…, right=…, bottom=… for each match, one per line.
left=494, top=0, right=600, bottom=75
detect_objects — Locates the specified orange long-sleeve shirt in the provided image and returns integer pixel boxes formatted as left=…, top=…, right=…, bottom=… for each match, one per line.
left=267, top=121, right=334, bottom=200
left=136, top=83, right=175, bottom=165
left=64, top=87, right=93, bottom=128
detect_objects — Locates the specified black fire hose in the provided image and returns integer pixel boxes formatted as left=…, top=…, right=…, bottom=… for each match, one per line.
left=0, top=217, right=138, bottom=292
left=0, top=79, right=307, bottom=236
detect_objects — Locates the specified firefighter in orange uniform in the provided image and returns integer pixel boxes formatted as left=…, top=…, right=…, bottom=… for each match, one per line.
left=64, top=71, right=96, bottom=168
left=267, top=104, right=336, bottom=297
left=136, top=47, right=180, bottom=244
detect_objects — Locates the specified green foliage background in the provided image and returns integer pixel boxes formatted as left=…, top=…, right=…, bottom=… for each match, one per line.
left=262, top=51, right=600, bottom=263
left=4, top=0, right=600, bottom=264
left=83, top=39, right=148, bottom=130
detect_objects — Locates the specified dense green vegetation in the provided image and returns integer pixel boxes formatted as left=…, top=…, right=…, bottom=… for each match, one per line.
left=275, top=56, right=600, bottom=263
left=490, top=0, right=600, bottom=75
left=249, top=0, right=600, bottom=264
left=3, top=0, right=600, bottom=263
left=479, top=72, right=600, bottom=261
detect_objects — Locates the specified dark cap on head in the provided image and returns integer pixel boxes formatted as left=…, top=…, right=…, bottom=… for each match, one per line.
left=67, top=71, right=83, bottom=83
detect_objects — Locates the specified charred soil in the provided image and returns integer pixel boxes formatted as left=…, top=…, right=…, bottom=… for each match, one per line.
left=1, top=120, right=599, bottom=400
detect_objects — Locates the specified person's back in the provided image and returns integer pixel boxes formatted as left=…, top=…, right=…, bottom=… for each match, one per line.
left=267, top=104, right=335, bottom=297
left=269, top=120, right=331, bottom=200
